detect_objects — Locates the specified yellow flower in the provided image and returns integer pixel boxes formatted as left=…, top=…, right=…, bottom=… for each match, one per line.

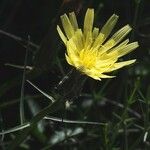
left=57, top=8, right=139, bottom=80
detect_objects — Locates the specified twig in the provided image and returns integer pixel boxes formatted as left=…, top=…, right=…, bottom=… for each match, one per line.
left=26, top=80, right=55, bottom=103
left=5, top=63, right=33, bottom=70
left=0, top=123, right=30, bottom=135
left=44, top=116, right=106, bottom=126
left=104, top=98, right=141, bottom=119
left=20, top=35, right=30, bottom=124
left=0, top=29, right=39, bottom=49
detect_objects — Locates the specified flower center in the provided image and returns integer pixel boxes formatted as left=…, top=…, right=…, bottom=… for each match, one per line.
left=79, top=49, right=97, bottom=69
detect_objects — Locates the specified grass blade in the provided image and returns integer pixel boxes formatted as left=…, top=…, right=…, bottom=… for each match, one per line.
left=20, top=35, right=30, bottom=124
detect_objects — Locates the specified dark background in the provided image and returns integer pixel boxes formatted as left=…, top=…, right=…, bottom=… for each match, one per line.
left=0, top=0, right=150, bottom=149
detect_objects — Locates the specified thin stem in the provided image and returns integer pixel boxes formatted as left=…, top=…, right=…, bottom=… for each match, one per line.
left=26, top=80, right=55, bottom=103
left=130, top=0, right=141, bottom=41
left=8, top=99, right=63, bottom=150
left=44, top=116, right=106, bottom=125
left=5, top=63, right=33, bottom=70
left=20, top=35, right=30, bottom=124
left=0, top=29, right=39, bottom=49
left=0, top=112, right=4, bottom=142
left=0, top=123, right=30, bottom=135
left=54, top=68, right=74, bottom=90
left=124, top=121, right=128, bottom=150
left=138, top=90, right=149, bottom=149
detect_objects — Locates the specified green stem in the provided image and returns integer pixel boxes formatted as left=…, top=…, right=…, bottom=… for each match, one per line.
left=8, top=99, right=63, bottom=150
left=130, top=0, right=141, bottom=41
left=8, top=69, right=86, bottom=149
left=20, top=36, right=30, bottom=124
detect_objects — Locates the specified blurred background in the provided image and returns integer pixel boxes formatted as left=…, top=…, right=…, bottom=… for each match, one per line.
left=0, top=0, right=150, bottom=149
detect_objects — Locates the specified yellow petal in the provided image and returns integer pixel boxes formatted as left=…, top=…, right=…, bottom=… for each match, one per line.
left=65, top=53, right=73, bottom=66
left=61, top=14, right=75, bottom=39
left=99, top=39, right=115, bottom=54
left=84, top=31, right=93, bottom=49
left=72, top=29, right=84, bottom=50
left=111, top=24, right=132, bottom=45
left=69, top=12, right=78, bottom=30
left=117, top=42, right=139, bottom=57
left=66, top=39, right=78, bottom=55
left=95, top=57, right=116, bottom=68
left=83, top=69, right=101, bottom=80
left=106, top=59, right=136, bottom=72
left=92, top=33, right=104, bottom=49
left=84, top=8, right=94, bottom=38
left=100, top=14, right=119, bottom=40
left=57, top=25, right=67, bottom=44
left=92, top=27, right=99, bottom=39
left=107, top=39, right=129, bottom=53
left=99, top=74, right=115, bottom=78
left=90, top=75, right=101, bottom=80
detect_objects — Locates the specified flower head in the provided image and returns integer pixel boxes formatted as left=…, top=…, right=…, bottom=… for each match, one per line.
left=57, top=8, right=139, bottom=80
